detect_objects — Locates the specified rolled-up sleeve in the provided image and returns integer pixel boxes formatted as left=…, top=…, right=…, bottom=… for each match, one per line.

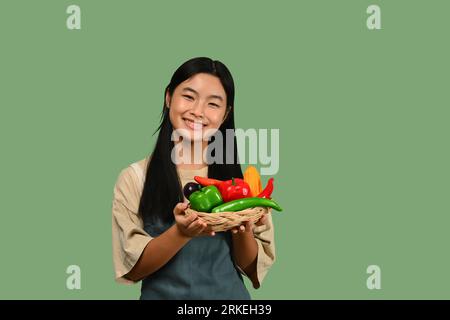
left=251, top=211, right=276, bottom=288
left=112, top=167, right=152, bottom=284
left=235, top=210, right=276, bottom=289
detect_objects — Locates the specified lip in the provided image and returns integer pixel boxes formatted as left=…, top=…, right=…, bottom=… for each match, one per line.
left=183, top=118, right=206, bottom=131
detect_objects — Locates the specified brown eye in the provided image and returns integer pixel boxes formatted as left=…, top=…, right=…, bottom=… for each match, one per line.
left=183, top=95, right=193, bottom=100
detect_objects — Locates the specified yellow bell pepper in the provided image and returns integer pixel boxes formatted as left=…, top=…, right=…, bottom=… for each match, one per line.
left=243, top=165, right=262, bottom=197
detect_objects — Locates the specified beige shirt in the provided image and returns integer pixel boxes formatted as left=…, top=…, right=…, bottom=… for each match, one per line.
left=111, top=156, right=276, bottom=289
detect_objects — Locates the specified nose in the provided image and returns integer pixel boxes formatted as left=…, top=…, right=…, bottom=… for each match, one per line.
left=191, top=101, right=204, bottom=119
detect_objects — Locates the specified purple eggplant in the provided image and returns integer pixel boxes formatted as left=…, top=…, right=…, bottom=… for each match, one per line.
left=183, top=182, right=201, bottom=199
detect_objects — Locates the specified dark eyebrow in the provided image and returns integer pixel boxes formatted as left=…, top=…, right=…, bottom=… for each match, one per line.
left=182, top=87, right=224, bottom=102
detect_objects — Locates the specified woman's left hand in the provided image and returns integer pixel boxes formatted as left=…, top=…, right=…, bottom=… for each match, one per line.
left=230, top=213, right=269, bottom=234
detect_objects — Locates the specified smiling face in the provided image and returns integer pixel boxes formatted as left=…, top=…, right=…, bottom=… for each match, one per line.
left=166, top=73, right=229, bottom=142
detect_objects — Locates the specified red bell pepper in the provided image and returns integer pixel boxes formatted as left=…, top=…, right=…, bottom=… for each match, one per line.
left=217, top=177, right=251, bottom=202
left=257, top=178, right=274, bottom=199
left=194, top=176, right=252, bottom=202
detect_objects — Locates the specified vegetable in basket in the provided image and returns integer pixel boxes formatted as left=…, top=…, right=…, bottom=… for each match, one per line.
left=243, top=165, right=262, bottom=196
left=194, top=176, right=251, bottom=202
left=183, top=182, right=202, bottom=199
left=257, top=178, right=274, bottom=199
left=193, top=176, right=222, bottom=187
left=211, top=197, right=283, bottom=213
left=217, top=177, right=251, bottom=202
left=188, top=185, right=223, bottom=213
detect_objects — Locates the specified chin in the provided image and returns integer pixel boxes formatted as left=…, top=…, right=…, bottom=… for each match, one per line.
left=172, top=128, right=204, bottom=143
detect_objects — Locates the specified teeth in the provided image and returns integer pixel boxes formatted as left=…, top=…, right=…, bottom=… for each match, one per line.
left=185, top=119, right=204, bottom=130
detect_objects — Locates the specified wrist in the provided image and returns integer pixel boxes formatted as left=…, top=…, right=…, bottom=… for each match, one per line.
left=173, top=224, right=193, bottom=241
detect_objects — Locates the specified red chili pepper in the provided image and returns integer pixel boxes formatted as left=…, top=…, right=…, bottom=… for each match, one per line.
left=257, top=178, right=274, bottom=199
left=194, top=176, right=223, bottom=187
left=217, top=177, right=251, bottom=202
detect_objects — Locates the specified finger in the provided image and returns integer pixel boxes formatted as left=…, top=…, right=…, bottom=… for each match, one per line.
left=187, top=222, right=202, bottom=235
left=188, top=219, right=207, bottom=234
left=184, top=212, right=198, bottom=225
left=200, top=228, right=215, bottom=237
left=179, top=213, right=198, bottom=229
left=203, top=225, right=215, bottom=236
left=173, top=202, right=189, bottom=215
left=207, top=226, right=215, bottom=237
left=255, top=215, right=268, bottom=226
left=197, top=217, right=206, bottom=225
left=189, top=219, right=203, bottom=229
left=193, top=222, right=207, bottom=235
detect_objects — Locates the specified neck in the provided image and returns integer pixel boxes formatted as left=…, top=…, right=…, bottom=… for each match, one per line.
left=174, top=139, right=208, bottom=170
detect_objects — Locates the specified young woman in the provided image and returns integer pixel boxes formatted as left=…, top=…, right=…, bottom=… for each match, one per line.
left=112, top=57, right=275, bottom=300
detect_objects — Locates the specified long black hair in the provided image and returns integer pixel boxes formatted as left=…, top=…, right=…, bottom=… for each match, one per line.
left=138, top=57, right=243, bottom=223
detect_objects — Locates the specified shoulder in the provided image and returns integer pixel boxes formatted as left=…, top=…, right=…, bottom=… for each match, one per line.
left=134, top=155, right=150, bottom=176
left=116, top=155, right=150, bottom=184
left=113, top=155, right=151, bottom=212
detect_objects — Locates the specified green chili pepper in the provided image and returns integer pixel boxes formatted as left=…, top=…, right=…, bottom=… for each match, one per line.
left=211, top=197, right=283, bottom=213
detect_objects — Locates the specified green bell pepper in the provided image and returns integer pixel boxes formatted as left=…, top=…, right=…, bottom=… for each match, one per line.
left=189, top=185, right=223, bottom=213
left=211, top=197, right=283, bottom=213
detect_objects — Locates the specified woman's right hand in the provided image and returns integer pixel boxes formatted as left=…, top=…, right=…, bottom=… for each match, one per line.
left=173, top=202, right=216, bottom=238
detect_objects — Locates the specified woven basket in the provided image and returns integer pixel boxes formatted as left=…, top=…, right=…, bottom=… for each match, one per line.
left=184, top=205, right=271, bottom=232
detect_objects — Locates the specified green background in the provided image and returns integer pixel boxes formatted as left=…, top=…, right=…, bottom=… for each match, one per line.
left=0, top=0, right=449, bottom=299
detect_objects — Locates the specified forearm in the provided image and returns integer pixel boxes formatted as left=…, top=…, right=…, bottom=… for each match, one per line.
left=125, top=224, right=191, bottom=281
left=231, top=232, right=258, bottom=277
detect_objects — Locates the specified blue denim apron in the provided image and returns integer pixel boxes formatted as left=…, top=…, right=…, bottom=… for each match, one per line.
left=140, top=216, right=251, bottom=300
